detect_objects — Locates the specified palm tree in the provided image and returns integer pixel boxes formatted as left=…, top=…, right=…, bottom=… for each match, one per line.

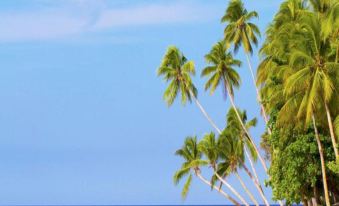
left=199, top=132, right=251, bottom=206
left=201, top=40, right=268, bottom=172
left=173, top=136, right=240, bottom=205
left=275, top=12, right=339, bottom=205
left=225, top=108, right=270, bottom=206
left=157, top=46, right=221, bottom=134
left=216, top=130, right=262, bottom=206
left=284, top=14, right=339, bottom=160
left=221, top=0, right=270, bottom=129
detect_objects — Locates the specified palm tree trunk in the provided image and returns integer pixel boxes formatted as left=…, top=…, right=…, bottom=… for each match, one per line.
left=324, top=103, right=339, bottom=160
left=245, top=53, right=271, bottom=134
left=244, top=54, right=284, bottom=206
left=242, top=163, right=270, bottom=206
left=189, top=90, right=222, bottom=134
left=235, top=171, right=259, bottom=206
left=188, top=89, right=264, bottom=206
left=215, top=172, right=250, bottom=206
left=244, top=147, right=262, bottom=189
left=195, top=170, right=241, bottom=206
left=312, top=114, right=331, bottom=206
left=223, top=77, right=268, bottom=172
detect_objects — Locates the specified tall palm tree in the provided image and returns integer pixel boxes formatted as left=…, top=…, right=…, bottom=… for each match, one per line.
left=257, top=0, right=308, bottom=117
left=216, top=130, right=263, bottom=206
left=225, top=108, right=270, bottom=206
left=173, top=136, right=240, bottom=205
left=285, top=15, right=339, bottom=205
left=201, top=40, right=268, bottom=172
left=157, top=46, right=222, bottom=134
left=221, top=0, right=270, bottom=129
left=284, top=14, right=339, bottom=160
left=199, top=133, right=251, bottom=206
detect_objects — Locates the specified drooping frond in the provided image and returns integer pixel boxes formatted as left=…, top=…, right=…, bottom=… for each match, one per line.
left=181, top=174, right=192, bottom=199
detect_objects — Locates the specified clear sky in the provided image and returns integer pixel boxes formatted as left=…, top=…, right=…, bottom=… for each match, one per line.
left=0, top=0, right=285, bottom=205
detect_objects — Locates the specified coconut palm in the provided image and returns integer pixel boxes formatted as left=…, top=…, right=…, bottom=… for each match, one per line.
left=283, top=14, right=339, bottom=159
left=199, top=132, right=251, bottom=206
left=201, top=40, right=268, bottom=172
left=221, top=0, right=270, bottom=128
left=225, top=108, right=270, bottom=206
left=215, top=130, right=262, bottom=206
left=157, top=46, right=221, bottom=134
left=173, top=136, right=240, bottom=205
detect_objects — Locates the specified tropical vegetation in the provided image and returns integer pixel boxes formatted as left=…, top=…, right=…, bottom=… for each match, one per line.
left=157, top=0, right=339, bottom=205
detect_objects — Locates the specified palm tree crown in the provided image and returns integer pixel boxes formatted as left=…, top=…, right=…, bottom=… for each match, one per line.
left=157, top=46, right=197, bottom=106
left=202, top=41, right=241, bottom=97
left=173, top=136, right=207, bottom=199
left=221, top=0, right=261, bottom=54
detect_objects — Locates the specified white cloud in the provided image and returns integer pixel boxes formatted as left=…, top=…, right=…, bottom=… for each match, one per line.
left=0, top=11, right=88, bottom=42
left=0, top=1, right=219, bottom=43
left=93, top=2, right=218, bottom=29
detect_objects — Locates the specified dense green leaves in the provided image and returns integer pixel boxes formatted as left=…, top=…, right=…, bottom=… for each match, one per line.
left=158, top=0, right=339, bottom=204
left=157, top=47, right=197, bottom=106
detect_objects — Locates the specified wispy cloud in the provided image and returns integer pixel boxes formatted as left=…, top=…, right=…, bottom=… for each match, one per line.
left=0, top=1, right=219, bottom=43
left=93, top=2, right=218, bottom=29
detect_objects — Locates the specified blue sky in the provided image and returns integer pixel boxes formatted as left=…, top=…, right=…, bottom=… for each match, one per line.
left=0, top=0, right=284, bottom=204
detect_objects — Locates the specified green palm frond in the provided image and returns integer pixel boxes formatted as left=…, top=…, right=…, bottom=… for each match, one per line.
left=181, top=174, right=192, bottom=199
left=173, top=167, right=190, bottom=185
left=222, top=0, right=260, bottom=54
left=202, top=40, right=241, bottom=98
left=157, top=46, right=197, bottom=107
left=334, top=115, right=339, bottom=138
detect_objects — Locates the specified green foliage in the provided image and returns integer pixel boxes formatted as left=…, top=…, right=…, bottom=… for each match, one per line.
left=173, top=136, right=205, bottom=199
left=201, top=40, right=241, bottom=97
left=328, top=160, right=339, bottom=174
left=221, top=0, right=260, bottom=54
left=158, top=0, right=339, bottom=203
left=157, top=47, right=197, bottom=106
left=267, top=129, right=335, bottom=204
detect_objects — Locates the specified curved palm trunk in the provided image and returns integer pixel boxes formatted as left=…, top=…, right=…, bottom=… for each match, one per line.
left=312, top=114, right=331, bottom=206
left=188, top=88, right=262, bottom=206
left=189, top=90, right=222, bottom=134
left=235, top=171, right=259, bottom=206
left=244, top=55, right=284, bottom=206
left=244, top=147, right=262, bottom=191
left=244, top=54, right=284, bottom=206
left=215, top=172, right=250, bottom=206
left=245, top=53, right=271, bottom=134
left=195, top=170, right=241, bottom=206
left=223, top=77, right=268, bottom=172
left=324, top=103, right=339, bottom=160
left=242, top=163, right=270, bottom=206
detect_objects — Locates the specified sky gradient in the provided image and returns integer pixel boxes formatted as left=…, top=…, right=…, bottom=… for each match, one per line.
left=0, top=0, right=284, bottom=204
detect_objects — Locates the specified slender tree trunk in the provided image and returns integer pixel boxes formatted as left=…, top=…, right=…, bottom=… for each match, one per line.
left=244, top=145, right=276, bottom=206
left=235, top=171, right=259, bottom=206
left=312, top=114, right=331, bottom=206
left=223, top=77, right=268, bottom=172
left=195, top=170, right=241, bottom=206
left=302, top=197, right=308, bottom=206
left=244, top=146, right=262, bottom=191
left=313, top=187, right=320, bottom=206
left=215, top=172, right=250, bottom=206
left=324, top=103, right=339, bottom=160
left=244, top=54, right=285, bottom=206
left=242, top=163, right=270, bottom=206
left=245, top=53, right=271, bottom=134
left=190, top=91, right=222, bottom=134
left=310, top=198, right=317, bottom=206
left=188, top=88, right=268, bottom=206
